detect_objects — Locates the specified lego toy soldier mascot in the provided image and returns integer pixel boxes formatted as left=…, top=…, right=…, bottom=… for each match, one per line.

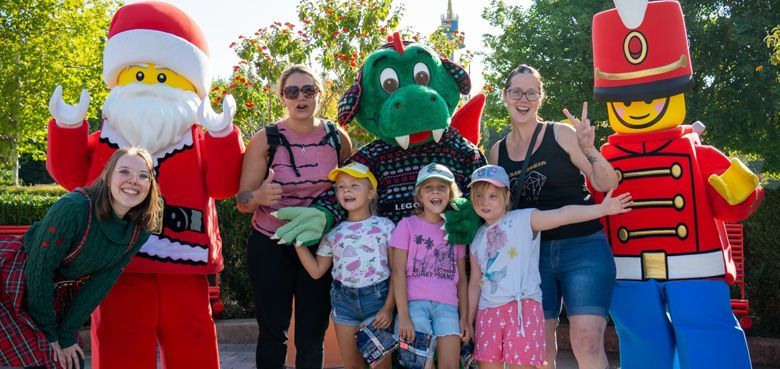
left=590, top=1, right=764, bottom=369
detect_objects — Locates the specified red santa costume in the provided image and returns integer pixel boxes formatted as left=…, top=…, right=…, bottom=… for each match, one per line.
left=46, top=2, right=243, bottom=368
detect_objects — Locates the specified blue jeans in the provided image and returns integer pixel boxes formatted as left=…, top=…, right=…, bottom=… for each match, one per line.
left=401, top=300, right=460, bottom=337
left=539, top=231, right=616, bottom=319
left=330, top=279, right=389, bottom=326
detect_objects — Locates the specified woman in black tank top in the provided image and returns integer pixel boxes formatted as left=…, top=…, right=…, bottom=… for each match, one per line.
left=489, top=65, right=618, bottom=369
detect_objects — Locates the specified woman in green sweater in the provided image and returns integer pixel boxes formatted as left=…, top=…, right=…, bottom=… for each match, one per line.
left=0, top=147, right=162, bottom=369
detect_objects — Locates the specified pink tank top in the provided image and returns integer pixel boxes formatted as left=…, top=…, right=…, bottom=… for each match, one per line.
left=252, top=121, right=339, bottom=236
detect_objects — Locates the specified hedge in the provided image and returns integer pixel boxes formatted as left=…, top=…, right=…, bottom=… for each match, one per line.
left=741, top=188, right=780, bottom=337
left=213, top=199, right=254, bottom=319
left=2, top=186, right=779, bottom=338
left=0, top=185, right=65, bottom=224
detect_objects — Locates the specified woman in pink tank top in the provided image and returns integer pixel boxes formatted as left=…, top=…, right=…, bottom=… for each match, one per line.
left=236, top=65, right=352, bottom=369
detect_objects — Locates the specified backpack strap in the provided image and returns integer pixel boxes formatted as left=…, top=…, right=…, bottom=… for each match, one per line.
left=125, top=224, right=142, bottom=254
left=266, top=121, right=343, bottom=178
left=319, top=120, right=342, bottom=164
left=265, top=124, right=281, bottom=177
left=61, top=188, right=94, bottom=266
left=323, top=120, right=342, bottom=154
left=266, top=123, right=302, bottom=177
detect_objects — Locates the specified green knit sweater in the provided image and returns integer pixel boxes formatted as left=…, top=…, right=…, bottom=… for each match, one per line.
left=23, top=191, right=150, bottom=347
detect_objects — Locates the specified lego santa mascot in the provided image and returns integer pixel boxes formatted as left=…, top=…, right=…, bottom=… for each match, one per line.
left=589, top=1, right=764, bottom=369
left=46, top=2, right=244, bottom=368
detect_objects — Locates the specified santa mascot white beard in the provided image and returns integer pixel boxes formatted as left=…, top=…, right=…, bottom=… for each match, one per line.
left=103, top=82, right=201, bottom=154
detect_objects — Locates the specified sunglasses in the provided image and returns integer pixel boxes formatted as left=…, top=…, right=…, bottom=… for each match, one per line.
left=283, top=84, right=319, bottom=99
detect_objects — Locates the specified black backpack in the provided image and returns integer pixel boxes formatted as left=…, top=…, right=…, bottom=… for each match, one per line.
left=266, top=120, right=341, bottom=177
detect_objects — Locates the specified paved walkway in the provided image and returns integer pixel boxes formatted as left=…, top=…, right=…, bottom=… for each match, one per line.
left=67, top=346, right=778, bottom=369
left=72, top=346, right=594, bottom=369
left=4, top=347, right=777, bottom=369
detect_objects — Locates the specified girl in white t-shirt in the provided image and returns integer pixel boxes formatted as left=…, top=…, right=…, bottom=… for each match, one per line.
left=391, top=163, right=472, bottom=369
left=295, top=162, right=395, bottom=369
left=466, top=165, right=631, bottom=368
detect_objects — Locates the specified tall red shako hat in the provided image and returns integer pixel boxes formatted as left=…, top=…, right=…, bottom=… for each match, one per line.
left=592, top=0, right=693, bottom=101
left=102, top=1, right=212, bottom=97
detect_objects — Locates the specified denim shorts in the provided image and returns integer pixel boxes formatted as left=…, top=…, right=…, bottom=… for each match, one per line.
left=539, top=230, right=616, bottom=319
left=330, top=279, right=389, bottom=326
left=398, top=300, right=461, bottom=338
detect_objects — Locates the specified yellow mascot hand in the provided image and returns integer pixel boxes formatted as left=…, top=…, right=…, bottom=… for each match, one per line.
left=707, top=158, right=759, bottom=205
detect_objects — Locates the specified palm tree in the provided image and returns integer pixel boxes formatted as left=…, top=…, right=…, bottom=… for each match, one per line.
left=421, top=238, right=435, bottom=270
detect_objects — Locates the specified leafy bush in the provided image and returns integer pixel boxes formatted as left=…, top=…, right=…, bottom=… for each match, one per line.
left=214, top=198, right=255, bottom=319
left=742, top=188, right=780, bottom=337
left=1, top=184, right=67, bottom=195
left=0, top=193, right=60, bottom=225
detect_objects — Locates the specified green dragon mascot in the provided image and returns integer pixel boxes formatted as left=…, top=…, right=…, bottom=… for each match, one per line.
left=273, top=33, right=486, bottom=245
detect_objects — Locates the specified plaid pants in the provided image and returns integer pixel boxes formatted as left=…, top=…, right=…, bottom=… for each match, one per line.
left=0, top=235, right=56, bottom=368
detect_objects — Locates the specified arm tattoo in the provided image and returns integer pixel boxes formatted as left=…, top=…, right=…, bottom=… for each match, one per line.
left=236, top=191, right=254, bottom=206
left=585, top=151, right=600, bottom=164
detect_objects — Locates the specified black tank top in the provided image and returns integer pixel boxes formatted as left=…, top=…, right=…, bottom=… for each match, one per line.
left=497, top=122, right=602, bottom=240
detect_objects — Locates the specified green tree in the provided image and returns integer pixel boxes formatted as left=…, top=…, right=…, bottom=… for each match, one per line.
left=427, top=24, right=472, bottom=68
left=481, top=1, right=613, bottom=137
left=765, top=25, right=780, bottom=66
left=482, top=0, right=780, bottom=171
left=210, top=0, right=403, bottom=146
left=0, top=0, right=119, bottom=185
left=212, top=0, right=473, bottom=147
left=682, top=1, right=780, bottom=172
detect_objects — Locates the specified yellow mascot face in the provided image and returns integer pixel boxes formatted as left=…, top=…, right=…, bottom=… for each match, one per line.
left=607, top=93, right=686, bottom=134
left=116, top=63, right=196, bottom=92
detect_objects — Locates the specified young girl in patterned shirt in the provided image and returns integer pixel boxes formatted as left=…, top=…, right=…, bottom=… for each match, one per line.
left=295, top=162, right=395, bottom=369
left=466, top=165, right=631, bottom=368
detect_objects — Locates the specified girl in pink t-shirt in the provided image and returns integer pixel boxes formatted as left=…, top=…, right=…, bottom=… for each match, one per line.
left=391, top=163, right=472, bottom=369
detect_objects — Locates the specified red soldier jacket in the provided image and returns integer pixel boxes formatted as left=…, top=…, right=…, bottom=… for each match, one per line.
left=591, top=126, right=763, bottom=282
left=46, top=120, right=244, bottom=274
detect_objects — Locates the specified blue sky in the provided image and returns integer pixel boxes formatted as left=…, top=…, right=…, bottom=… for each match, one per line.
left=125, top=0, right=531, bottom=90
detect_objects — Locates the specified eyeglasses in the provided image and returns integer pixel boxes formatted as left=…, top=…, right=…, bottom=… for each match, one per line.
left=505, top=88, right=541, bottom=101
left=115, top=168, right=152, bottom=183
left=283, top=84, right=319, bottom=99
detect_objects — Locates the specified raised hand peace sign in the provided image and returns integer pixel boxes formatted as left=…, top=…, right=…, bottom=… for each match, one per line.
left=563, top=101, right=596, bottom=153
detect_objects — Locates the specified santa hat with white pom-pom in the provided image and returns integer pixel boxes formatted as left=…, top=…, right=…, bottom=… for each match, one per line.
left=102, top=1, right=212, bottom=97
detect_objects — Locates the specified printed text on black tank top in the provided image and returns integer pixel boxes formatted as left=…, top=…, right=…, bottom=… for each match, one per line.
left=509, top=160, right=548, bottom=201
